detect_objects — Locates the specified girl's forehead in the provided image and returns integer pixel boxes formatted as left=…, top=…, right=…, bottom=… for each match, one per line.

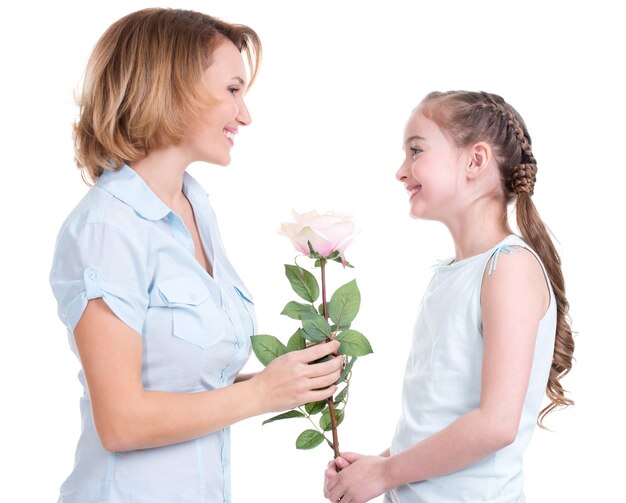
left=405, top=110, right=437, bottom=138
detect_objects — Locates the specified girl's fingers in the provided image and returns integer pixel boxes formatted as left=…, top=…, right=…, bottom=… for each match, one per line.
left=335, top=456, right=351, bottom=469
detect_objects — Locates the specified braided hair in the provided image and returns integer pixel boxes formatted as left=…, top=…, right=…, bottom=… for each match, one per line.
left=420, top=91, right=574, bottom=426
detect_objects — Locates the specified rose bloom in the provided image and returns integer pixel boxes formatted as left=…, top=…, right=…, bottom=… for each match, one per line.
left=280, top=210, right=355, bottom=258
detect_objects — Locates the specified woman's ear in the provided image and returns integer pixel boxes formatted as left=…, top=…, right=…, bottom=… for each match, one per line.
left=465, top=142, right=493, bottom=180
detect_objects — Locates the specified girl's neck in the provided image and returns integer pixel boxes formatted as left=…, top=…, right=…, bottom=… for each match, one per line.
left=129, top=145, right=191, bottom=209
left=445, top=198, right=511, bottom=262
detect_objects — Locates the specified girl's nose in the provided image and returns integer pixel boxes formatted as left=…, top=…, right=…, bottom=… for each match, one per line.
left=396, top=162, right=409, bottom=182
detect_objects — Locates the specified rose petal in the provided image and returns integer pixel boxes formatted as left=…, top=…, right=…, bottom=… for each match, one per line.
left=295, top=226, right=333, bottom=256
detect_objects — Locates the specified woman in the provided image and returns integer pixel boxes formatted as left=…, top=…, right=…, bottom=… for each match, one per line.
left=50, top=8, right=343, bottom=502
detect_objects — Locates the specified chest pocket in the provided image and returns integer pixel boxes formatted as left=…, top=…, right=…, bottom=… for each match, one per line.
left=157, top=276, right=226, bottom=349
left=234, top=283, right=257, bottom=335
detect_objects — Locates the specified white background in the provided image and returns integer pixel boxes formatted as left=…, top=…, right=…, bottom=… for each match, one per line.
left=1, top=1, right=623, bottom=501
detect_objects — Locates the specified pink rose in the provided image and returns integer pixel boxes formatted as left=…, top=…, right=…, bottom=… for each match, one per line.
left=280, top=210, right=355, bottom=259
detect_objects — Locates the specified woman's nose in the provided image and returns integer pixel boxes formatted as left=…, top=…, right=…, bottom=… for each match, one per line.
left=237, top=99, right=252, bottom=126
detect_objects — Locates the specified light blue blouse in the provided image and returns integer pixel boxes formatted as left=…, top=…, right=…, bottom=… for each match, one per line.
left=49, top=165, right=256, bottom=503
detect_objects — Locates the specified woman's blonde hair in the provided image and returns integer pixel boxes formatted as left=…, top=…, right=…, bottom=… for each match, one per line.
left=74, top=8, right=261, bottom=184
left=420, top=90, right=575, bottom=427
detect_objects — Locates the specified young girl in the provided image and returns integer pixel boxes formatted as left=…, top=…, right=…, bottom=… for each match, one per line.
left=49, top=8, right=343, bottom=503
left=324, top=90, right=574, bottom=503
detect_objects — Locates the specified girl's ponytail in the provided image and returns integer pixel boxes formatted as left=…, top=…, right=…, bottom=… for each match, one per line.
left=514, top=180, right=574, bottom=425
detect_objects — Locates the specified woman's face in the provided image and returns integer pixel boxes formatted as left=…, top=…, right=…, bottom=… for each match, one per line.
left=181, top=39, right=252, bottom=166
left=395, top=108, right=467, bottom=223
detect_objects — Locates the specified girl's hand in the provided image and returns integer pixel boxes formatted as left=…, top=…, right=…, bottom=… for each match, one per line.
left=251, top=340, right=343, bottom=412
left=323, top=453, right=362, bottom=499
left=325, top=453, right=390, bottom=503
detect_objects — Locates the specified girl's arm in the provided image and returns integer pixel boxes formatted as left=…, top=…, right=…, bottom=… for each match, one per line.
left=75, top=298, right=343, bottom=452
left=325, top=249, right=549, bottom=502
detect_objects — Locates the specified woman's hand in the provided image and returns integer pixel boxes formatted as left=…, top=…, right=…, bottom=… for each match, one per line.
left=324, top=453, right=390, bottom=503
left=251, top=340, right=343, bottom=412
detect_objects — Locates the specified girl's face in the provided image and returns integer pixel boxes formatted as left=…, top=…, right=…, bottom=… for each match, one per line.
left=396, top=108, right=468, bottom=223
left=180, top=39, right=251, bottom=166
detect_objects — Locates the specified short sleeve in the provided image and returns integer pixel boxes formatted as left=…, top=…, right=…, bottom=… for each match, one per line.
left=50, top=222, right=150, bottom=335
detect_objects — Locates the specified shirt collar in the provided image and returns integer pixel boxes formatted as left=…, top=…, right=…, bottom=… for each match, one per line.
left=182, top=170, right=211, bottom=210
left=96, top=165, right=209, bottom=221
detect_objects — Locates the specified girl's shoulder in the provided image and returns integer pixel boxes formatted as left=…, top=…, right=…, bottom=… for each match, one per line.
left=482, top=236, right=552, bottom=318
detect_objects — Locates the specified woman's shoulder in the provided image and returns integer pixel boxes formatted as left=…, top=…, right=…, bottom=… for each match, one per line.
left=56, top=185, right=135, bottom=240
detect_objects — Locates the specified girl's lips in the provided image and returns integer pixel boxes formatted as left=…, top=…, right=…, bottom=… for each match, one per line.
left=406, top=184, right=422, bottom=200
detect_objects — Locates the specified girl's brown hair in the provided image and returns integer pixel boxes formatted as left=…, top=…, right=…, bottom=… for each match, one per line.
left=420, top=90, right=574, bottom=426
left=74, top=8, right=262, bottom=184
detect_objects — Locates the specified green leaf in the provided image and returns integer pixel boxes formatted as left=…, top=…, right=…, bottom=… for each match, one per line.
left=334, top=385, right=349, bottom=406
left=301, top=313, right=331, bottom=342
left=336, top=329, right=373, bottom=357
left=286, top=329, right=307, bottom=352
left=320, top=407, right=345, bottom=431
left=333, top=257, right=354, bottom=268
left=281, top=301, right=317, bottom=320
left=262, top=410, right=305, bottom=425
left=339, top=356, right=357, bottom=383
left=328, top=280, right=361, bottom=327
left=285, top=265, right=320, bottom=303
left=250, top=335, right=287, bottom=366
left=318, top=303, right=325, bottom=316
left=305, top=400, right=327, bottom=415
left=296, top=429, right=325, bottom=450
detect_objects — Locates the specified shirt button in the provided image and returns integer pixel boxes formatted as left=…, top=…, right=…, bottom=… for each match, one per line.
left=88, top=271, right=96, bottom=279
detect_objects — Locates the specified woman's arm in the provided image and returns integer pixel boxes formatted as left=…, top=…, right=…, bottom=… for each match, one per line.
left=75, top=298, right=342, bottom=452
left=325, top=249, right=549, bottom=502
left=234, top=373, right=257, bottom=382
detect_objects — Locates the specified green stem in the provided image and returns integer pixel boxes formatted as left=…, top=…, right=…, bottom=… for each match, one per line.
left=320, top=259, right=340, bottom=458
left=297, top=406, right=333, bottom=450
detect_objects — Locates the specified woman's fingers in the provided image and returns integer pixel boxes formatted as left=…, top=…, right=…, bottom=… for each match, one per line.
left=298, top=340, right=340, bottom=363
left=306, top=385, right=338, bottom=403
left=309, top=370, right=342, bottom=390
left=305, top=354, right=344, bottom=378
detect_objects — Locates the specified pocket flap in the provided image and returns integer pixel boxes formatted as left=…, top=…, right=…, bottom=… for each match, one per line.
left=158, top=277, right=210, bottom=306
left=234, top=283, right=254, bottom=304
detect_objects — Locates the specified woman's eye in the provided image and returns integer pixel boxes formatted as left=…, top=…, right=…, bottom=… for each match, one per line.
left=228, top=87, right=240, bottom=95
left=410, top=147, right=422, bottom=158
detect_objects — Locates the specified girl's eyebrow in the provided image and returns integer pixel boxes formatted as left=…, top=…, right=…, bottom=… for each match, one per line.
left=405, top=135, right=425, bottom=144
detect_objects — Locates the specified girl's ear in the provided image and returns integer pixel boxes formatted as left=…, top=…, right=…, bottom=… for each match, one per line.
left=465, top=142, right=493, bottom=180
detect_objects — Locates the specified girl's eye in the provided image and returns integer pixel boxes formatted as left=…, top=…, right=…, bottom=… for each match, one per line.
left=228, top=87, right=240, bottom=95
left=410, top=147, right=422, bottom=158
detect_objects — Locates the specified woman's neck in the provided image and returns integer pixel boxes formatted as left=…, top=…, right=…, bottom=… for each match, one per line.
left=129, top=145, right=191, bottom=209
